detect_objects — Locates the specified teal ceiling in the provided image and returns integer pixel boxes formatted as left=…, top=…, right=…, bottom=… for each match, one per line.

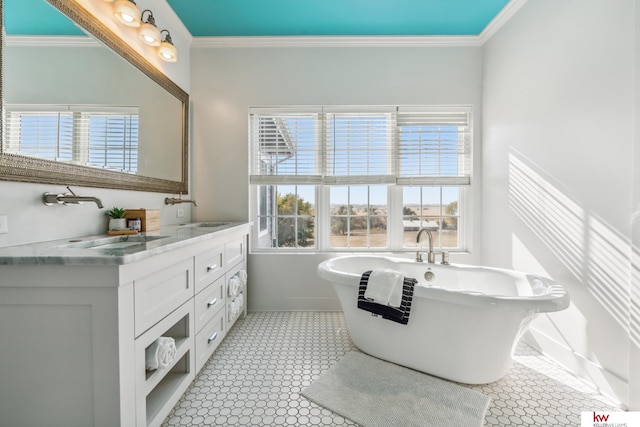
left=5, top=0, right=84, bottom=35
left=166, top=0, right=512, bottom=37
left=4, top=0, right=512, bottom=37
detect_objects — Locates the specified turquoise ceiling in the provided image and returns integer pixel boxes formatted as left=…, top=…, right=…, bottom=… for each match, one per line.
left=4, top=0, right=512, bottom=37
left=166, top=0, right=512, bottom=36
left=5, top=0, right=84, bottom=35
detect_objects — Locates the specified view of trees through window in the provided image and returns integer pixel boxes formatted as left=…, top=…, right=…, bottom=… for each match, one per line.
left=276, top=192, right=315, bottom=248
left=259, top=185, right=459, bottom=249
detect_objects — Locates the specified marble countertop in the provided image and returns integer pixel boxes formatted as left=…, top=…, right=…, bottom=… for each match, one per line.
left=0, top=222, right=250, bottom=266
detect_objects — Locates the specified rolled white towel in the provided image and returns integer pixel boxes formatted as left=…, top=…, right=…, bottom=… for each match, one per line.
left=237, top=269, right=248, bottom=287
left=228, top=301, right=237, bottom=322
left=228, top=275, right=241, bottom=298
left=146, top=336, right=176, bottom=371
left=364, top=268, right=404, bottom=307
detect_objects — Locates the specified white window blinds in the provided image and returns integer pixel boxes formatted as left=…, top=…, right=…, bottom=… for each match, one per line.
left=5, top=105, right=139, bottom=173
left=249, top=109, right=321, bottom=184
left=324, top=109, right=396, bottom=184
left=249, top=106, right=471, bottom=186
left=397, top=107, right=471, bottom=185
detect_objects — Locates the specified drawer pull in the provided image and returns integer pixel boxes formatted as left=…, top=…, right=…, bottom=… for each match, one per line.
left=207, top=298, right=218, bottom=308
left=207, top=331, right=219, bottom=344
left=206, top=264, right=218, bottom=272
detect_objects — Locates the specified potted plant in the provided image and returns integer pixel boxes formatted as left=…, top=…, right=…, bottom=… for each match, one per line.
left=107, top=207, right=128, bottom=231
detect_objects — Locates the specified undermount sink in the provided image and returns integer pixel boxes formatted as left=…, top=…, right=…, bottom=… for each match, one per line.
left=179, top=222, right=230, bottom=228
left=60, top=235, right=170, bottom=250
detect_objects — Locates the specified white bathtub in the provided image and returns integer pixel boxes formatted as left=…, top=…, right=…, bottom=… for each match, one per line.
left=318, top=255, right=570, bottom=384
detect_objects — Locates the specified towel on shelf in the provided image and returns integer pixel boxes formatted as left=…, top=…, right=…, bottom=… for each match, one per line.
left=358, top=270, right=417, bottom=325
left=145, top=336, right=176, bottom=371
left=363, top=268, right=405, bottom=307
left=228, top=300, right=238, bottom=322
left=238, top=269, right=248, bottom=287
left=228, top=275, right=241, bottom=298
left=236, top=293, right=244, bottom=311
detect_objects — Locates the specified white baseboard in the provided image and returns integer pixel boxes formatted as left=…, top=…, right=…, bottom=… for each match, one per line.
left=524, top=328, right=628, bottom=409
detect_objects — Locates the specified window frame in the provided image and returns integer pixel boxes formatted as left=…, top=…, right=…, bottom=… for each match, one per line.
left=249, top=105, right=472, bottom=254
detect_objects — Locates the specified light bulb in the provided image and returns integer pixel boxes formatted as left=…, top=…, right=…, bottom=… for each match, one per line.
left=113, top=0, right=141, bottom=27
left=139, top=22, right=161, bottom=46
left=157, top=30, right=178, bottom=62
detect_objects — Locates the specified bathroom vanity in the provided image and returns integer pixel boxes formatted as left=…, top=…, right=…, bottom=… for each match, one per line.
left=0, top=222, right=249, bottom=427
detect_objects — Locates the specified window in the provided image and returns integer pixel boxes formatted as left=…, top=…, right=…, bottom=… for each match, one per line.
left=249, top=106, right=471, bottom=252
left=5, top=105, right=139, bottom=173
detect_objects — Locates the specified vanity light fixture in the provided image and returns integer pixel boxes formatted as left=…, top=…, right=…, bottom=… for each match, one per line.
left=113, top=0, right=141, bottom=27
left=138, top=10, right=161, bottom=46
left=157, top=30, right=178, bottom=62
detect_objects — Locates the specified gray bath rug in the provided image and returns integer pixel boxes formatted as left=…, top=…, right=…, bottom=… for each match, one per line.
left=301, top=351, right=490, bottom=427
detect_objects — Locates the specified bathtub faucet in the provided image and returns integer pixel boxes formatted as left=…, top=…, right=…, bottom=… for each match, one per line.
left=416, top=228, right=436, bottom=263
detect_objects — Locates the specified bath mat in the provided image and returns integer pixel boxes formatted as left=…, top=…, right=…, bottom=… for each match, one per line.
left=301, top=351, right=490, bottom=427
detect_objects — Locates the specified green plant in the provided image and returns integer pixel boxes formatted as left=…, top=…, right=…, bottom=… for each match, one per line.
left=107, top=207, right=126, bottom=218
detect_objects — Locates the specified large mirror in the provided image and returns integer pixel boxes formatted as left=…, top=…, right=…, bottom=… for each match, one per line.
left=1, top=0, right=189, bottom=193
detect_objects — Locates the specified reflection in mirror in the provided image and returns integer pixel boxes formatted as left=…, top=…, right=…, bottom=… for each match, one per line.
left=1, top=0, right=189, bottom=193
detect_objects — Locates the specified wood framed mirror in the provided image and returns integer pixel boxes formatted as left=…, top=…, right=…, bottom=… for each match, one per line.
left=0, top=0, right=189, bottom=193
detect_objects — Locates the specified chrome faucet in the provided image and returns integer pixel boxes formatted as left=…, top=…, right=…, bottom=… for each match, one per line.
left=416, top=228, right=436, bottom=263
left=165, top=193, right=198, bottom=207
left=42, top=186, right=104, bottom=209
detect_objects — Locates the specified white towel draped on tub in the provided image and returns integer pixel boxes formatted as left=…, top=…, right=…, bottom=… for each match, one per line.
left=146, top=337, right=176, bottom=371
left=363, top=268, right=405, bottom=307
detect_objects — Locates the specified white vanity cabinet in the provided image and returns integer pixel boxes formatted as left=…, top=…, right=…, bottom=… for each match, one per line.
left=0, top=223, right=249, bottom=427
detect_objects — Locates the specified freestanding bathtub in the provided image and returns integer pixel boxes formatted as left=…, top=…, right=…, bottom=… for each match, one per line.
left=318, top=255, right=570, bottom=384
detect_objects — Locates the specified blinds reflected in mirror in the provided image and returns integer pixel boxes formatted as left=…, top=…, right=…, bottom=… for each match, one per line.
left=5, top=105, right=139, bottom=173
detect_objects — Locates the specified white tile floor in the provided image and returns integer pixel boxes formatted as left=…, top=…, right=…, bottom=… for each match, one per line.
left=162, top=311, right=622, bottom=427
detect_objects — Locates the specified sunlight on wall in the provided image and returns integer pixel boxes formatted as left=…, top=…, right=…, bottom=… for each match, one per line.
left=508, top=154, right=585, bottom=281
left=508, top=149, right=632, bottom=405
left=508, top=151, right=631, bottom=331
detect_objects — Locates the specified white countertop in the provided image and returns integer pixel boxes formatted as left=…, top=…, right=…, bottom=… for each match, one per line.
left=0, top=222, right=250, bottom=266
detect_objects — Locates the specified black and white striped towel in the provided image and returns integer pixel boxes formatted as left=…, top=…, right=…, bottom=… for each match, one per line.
left=357, top=270, right=417, bottom=325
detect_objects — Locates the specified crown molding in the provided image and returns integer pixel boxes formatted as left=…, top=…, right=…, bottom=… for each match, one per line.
left=192, top=35, right=483, bottom=48
left=479, top=0, right=529, bottom=44
left=5, top=35, right=99, bottom=47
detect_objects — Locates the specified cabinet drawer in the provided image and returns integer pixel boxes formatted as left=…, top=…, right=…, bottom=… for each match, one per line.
left=134, top=258, right=194, bottom=337
left=194, top=245, right=225, bottom=294
left=194, top=276, right=224, bottom=333
left=195, top=310, right=225, bottom=372
left=225, top=237, right=245, bottom=270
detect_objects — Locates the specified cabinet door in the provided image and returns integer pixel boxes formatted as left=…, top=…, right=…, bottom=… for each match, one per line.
left=134, top=258, right=194, bottom=337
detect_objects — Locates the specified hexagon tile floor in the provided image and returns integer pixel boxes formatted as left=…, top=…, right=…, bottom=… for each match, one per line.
left=161, top=311, right=622, bottom=427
